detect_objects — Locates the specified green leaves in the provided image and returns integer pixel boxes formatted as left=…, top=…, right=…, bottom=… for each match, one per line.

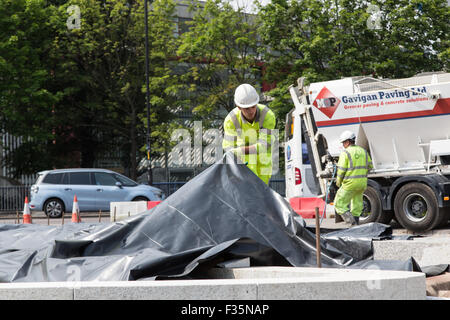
left=0, top=0, right=448, bottom=179
left=177, top=0, right=261, bottom=118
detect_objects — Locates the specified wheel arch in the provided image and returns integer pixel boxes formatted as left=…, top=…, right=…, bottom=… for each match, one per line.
left=132, top=195, right=150, bottom=201
left=365, top=179, right=393, bottom=224
left=387, top=175, right=445, bottom=211
left=367, top=179, right=384, bottom=203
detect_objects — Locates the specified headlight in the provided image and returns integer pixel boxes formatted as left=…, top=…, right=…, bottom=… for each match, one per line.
left=31, top=185, right=39, bottom=193
left=153, top=190, right=165, bottom=200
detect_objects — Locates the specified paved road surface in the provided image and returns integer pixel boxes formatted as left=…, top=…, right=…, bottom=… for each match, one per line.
left=1, top=211, right=449, bottom=237
left=0, top=211, right=110, bottom=226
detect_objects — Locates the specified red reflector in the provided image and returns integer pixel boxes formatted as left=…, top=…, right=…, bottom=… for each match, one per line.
left=295, top=167, right=302, bottom=185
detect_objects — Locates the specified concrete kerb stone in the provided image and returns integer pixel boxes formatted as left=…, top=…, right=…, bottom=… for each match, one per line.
left=0, top=267, right=426, bottom=300
left=0, top=281, right=74, bottom=300
left=205, top=267, right=426, bottom=300
left=73, top=279, right=258, bottom=300
left=373, top=237, right=450, bottom=267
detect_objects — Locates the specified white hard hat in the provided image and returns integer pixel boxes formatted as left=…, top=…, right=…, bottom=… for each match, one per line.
left=234, top=84, right=260, bottom=108
left=339, top=130, right=356, bottom=143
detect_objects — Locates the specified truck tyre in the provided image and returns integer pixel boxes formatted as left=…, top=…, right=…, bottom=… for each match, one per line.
left=361, top=186, right=393, bottom=225
left=361, top=186, right=382, bottom=224
left=380, top=210, right=395, bottom=225
left=393, top=183, right=442, bottom=232
left=436, top=208, right=450, bottom=228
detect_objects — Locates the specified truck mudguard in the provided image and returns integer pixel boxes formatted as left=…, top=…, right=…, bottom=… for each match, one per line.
left=386, top=174, right=450, bottom=209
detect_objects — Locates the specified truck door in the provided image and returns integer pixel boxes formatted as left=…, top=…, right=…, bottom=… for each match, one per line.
left=285, top=109, right=321, bottom=200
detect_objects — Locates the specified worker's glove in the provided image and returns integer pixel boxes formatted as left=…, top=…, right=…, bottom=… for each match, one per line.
left=229, top=147, right=246, bottom=164
left=231, top=147, right=243, bottom=156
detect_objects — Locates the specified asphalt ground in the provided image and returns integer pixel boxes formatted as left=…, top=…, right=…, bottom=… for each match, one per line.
left=0, top=210, right=110, bottom=226
left=304, top=218, right=450, bottom=237
left=1, top=210, right=449, bottom=237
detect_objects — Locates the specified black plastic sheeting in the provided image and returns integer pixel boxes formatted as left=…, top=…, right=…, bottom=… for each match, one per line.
left=0, top=153, right=428, bottom=282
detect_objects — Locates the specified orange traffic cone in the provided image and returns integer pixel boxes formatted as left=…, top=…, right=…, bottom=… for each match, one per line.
left=23, top=196, right=32, bottom=224
left=71, top=195, right=81, bottom=223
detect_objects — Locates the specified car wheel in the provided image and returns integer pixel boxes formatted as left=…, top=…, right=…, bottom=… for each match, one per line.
left=44, top=198, right=65, bottom=218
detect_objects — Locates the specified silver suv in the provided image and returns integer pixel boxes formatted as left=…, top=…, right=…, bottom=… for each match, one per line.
left=29, top=168, right=164, bottom=217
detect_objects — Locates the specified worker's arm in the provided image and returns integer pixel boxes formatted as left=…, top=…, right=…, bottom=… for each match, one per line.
left=241, top=145, right=256, bottom=155
left=335, top=152, right=348, bottom=187
left=368, top=153, right=374, bottom=171
left=254, top=109, right=276, bottom=156
left=222, top=116, right=238, bottom=152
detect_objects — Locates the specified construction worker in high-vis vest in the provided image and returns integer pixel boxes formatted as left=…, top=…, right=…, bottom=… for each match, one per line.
left=334, top=130, right=373, bottom=226
left=222, top=84, right=276, bottom=185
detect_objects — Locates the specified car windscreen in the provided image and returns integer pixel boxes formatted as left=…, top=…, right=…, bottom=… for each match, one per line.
left=94, top=172, right=118, bottom=186
left=113, top=174, right=137, bottom=187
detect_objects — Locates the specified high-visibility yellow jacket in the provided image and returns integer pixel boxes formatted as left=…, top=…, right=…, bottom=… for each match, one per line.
left=336, top=145, right=373, bottom=190
left=222, top=104, right=276, bottom=184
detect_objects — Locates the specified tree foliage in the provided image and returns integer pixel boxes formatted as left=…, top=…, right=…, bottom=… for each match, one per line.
left=257, top=0, right=450, bottom=129
left=177, top=0, right=261, bottom=122
left=1, top=0, right=182, bottom=179
left=1, top=0, right=448, bottom=181
left=0, top=0, right=62, bottom=175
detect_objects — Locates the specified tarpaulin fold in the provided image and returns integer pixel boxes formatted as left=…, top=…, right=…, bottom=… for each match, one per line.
left=0, top=153, right=424, bottom=282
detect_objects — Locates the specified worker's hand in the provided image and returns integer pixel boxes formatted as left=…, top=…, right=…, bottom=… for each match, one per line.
left=231, top=147, right=243, bottom=156
left=230, top=147, right=246, bottom=164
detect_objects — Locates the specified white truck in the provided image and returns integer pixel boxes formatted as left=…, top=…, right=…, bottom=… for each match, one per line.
left=285, top=72, right=450, bottom=232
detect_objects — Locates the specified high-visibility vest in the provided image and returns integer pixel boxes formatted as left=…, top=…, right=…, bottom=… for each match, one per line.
left=222, top=104, right=276, bottom=184
left=336, top=145, right=373, bottom=190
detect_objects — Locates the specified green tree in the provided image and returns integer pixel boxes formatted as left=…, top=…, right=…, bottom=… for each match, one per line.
left=257, top=0, right=449, bottom=126
left=258, top=0, right=448, bottom=85
left=257, top=0, right=449, bottom=174
left=0, top=0, right=63, bottom=177
left=177, top=0, right=261, bottom=123
left=51, top=0, right=182, bottom=180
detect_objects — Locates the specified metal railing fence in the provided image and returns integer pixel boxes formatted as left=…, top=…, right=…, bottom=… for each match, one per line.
left=0, top=179, right=285, bottom=212
left=0, top=186, right=30, bottom=212
left=154, top=179, right=286, bottom=199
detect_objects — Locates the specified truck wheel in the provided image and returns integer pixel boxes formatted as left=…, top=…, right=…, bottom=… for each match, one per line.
left=394, top=183, right=442, bottom=232
left=360, top=186, right=382, bottom=224
left=435, top=208, right=450, bottom=228
left=378, top=210, right=395, bottom=225
left=361, top=186, right=393, bottom=225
